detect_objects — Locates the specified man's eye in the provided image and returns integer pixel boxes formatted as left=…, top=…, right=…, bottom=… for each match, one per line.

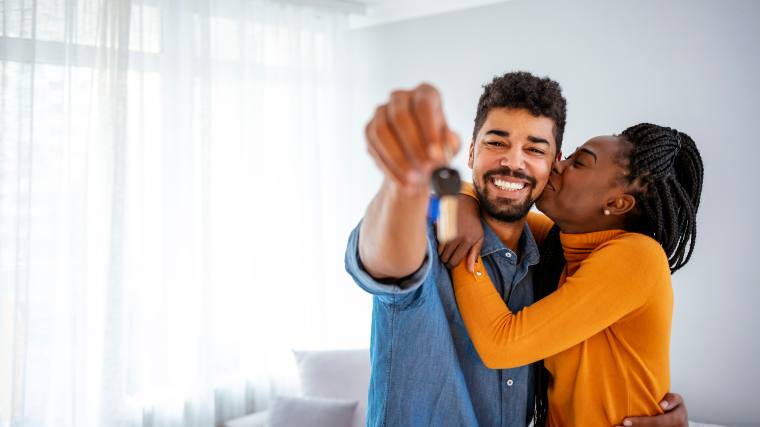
left=485, top=141, right=503, bottom=146
left=528, top=148, right=545, bottom=155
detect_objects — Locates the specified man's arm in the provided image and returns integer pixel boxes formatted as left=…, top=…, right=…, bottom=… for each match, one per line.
left=358, top=181, right=429, bottom=279
left=358, top=84, right=459, bottom=281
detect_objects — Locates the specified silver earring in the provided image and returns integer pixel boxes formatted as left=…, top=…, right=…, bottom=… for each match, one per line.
left=603, top=209, right=611, bottom=216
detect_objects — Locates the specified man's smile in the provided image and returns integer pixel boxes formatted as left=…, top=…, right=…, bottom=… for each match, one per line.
left=487, top=175, right=532, bottom=199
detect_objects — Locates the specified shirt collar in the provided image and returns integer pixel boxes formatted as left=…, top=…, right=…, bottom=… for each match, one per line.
left=480, top=218, right=540, bottom=266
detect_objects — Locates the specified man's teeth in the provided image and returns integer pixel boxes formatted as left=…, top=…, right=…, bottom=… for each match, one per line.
left=493, top=179, right=526, bottom=191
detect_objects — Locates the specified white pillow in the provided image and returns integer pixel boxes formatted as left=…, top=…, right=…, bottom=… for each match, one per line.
left=293, top=349, right=370, bottom=427
left=268, top=395, right=357, bottom=427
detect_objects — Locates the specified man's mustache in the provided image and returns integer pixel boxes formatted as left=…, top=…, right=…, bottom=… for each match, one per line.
left=483, top=166, right=537, bottom=188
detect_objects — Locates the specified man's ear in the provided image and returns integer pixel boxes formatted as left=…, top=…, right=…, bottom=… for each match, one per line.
left=556, top=150, right=563, bottom=162
left=467, top=140, right=475, bottom=169
left=604, top=193, right=636, bottom=216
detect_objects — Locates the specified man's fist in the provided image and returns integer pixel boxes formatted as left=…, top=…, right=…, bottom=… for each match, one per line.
left=365, top=83, right=460, bottom=193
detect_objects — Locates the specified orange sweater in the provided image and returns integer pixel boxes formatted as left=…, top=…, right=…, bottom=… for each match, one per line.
left=451, top=213, right=673, bottom=426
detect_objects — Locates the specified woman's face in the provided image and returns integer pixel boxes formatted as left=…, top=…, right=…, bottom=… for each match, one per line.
left=537, top=135, right=632, bottom=233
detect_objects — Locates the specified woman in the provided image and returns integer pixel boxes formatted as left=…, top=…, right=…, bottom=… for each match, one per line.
left=447, top=123, right=703, bottom=426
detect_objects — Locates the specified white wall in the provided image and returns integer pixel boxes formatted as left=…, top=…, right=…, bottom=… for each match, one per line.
left=344, top=0, right=760, bottom=424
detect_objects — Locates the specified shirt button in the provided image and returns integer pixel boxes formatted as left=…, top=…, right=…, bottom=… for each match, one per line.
left=505, top=252, right=512, bottom=258
left=506, top=378, right=514, bottom=387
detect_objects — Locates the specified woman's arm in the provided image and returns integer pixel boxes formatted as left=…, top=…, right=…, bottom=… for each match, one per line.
left=440, top=182, right=555, bottom=271
left=452, top=233, right=670, bottom=368
left=526, top=211, right=554, bottom=245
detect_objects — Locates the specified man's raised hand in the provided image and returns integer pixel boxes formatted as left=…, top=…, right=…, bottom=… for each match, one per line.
left=365, top=83, right=460, bottom=194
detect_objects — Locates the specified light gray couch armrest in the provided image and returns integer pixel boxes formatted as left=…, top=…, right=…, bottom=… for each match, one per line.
left=224, top=410, right=268, bottom=427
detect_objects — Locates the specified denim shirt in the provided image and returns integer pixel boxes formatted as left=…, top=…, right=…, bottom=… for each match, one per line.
left=345, top=218, right=540, bottom=427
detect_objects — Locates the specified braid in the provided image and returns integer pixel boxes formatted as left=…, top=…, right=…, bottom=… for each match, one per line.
left=531, top=225, right=564, bottom=426
left=621, top=123, right=704, bottom=273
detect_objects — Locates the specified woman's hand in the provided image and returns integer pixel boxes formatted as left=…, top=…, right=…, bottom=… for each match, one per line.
left=437, top=194, right=483, bottom=272
left=614, top=393, right=688, bottom=427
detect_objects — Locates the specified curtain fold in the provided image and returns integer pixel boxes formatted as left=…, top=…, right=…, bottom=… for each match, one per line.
left=0, top=1, right=357, bottom=426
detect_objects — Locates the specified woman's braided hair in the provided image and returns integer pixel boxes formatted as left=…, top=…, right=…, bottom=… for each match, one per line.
left=531, top=123, right=704, bottom=425
left=620, top=123, right=704, bottom=273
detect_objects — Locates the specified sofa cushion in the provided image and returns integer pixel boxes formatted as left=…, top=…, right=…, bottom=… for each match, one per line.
left=269, top=395, right=357, bottom=427
left=293, top=349, right=370, bottom=427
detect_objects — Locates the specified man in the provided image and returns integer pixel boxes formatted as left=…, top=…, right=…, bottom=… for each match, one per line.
left=345, top=72, right=687, bottom=426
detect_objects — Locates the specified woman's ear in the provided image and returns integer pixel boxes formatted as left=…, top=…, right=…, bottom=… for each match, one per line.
left=604, top=194, right=636, bottom=216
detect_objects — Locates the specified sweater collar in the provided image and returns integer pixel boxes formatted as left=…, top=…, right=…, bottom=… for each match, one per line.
left=559, top=229, right=626, bottom=263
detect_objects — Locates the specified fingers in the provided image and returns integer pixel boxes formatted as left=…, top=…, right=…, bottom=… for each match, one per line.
left=615, top=397, right=688, bottom=427
left=366, top=138, right=404, bottom=187
left=466, top=238, right=484, bottom=273
left=660, top=393, right=683, bottom=411
left=614, top=414, right=660, bottom=427
left=387, top=90, right=431, bottom=173
left=613, top=393, right=686, bottom=427
left=447, top=241, right=470, bottom=269
left=365, top=83, right=460, bottom=190
left=440, top=236, right=482, bottom=270
left=411, top=83, right=447, bottom=164
left=444, top=129, right=461, bottom=162
left=366, top=106, right=416, bottom=190
left=439, top=238, right=462, bottom=265
left=365, top=83, right=459, bottom=194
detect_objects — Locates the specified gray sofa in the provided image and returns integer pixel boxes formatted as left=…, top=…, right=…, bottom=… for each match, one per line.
left=223, top=349, right=724, bottom=427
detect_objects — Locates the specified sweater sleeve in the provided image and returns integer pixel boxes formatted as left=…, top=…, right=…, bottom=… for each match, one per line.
left=459, top=181, right=478, bottom=200
left=452, top=233, right=670, bottom=369
left=526, top=211, right=554, bottom=245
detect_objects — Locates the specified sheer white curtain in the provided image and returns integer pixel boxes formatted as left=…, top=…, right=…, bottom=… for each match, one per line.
left=0, top=0, right=358, bottom=426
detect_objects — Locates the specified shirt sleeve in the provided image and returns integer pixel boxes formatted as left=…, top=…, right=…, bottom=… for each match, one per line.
left=452, top=233, right=670, bottom=369
left=344, top=220, right=439, bottom=307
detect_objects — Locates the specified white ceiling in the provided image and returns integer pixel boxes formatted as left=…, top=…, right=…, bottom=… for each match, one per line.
left=347, top=0, right=514, bottom=28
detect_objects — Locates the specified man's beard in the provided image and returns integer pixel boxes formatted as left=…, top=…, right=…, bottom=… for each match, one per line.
left=475, top=166, right=537, bottom=223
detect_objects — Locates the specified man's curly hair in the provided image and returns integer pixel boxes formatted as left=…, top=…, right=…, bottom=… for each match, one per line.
left=473, top=71, right=567, bottom=153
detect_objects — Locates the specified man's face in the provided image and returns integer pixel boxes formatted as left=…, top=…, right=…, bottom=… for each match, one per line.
left=468, top=107, right=557, bottom=222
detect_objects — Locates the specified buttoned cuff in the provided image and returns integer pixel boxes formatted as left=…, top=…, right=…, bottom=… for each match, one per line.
left=344, top=221, right=435, bottom=305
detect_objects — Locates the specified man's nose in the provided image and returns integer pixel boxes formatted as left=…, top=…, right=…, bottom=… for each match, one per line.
left=499, top=148, right=526, bottom=170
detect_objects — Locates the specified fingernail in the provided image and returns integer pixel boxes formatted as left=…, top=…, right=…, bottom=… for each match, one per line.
left=660, top=400, right=669, bottom=409
left=623, top=420, right=632, bottom=427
